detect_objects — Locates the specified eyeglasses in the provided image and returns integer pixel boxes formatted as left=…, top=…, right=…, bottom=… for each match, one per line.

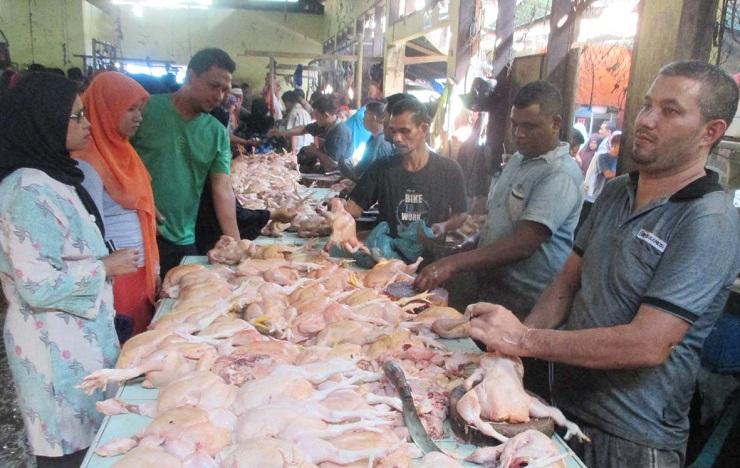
left=69, top=108, right=87, bottom=124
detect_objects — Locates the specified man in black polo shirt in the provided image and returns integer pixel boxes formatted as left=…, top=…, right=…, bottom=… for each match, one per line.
left=467, top=61, right=740, bottom=467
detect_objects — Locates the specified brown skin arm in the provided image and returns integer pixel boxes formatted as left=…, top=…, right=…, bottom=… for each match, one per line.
left=414, top=220, right=551, bottom=291
left=430, top=212, right=467, bottom=238
left=469, top=302, right=690, bottom=369
left=345, top=199, right=364, bottom=218
left=268, top=125, right=307, bottom=138
left=523, top=253, right=582, bottom=329
left=312, top=147, right=339, bottom=172
left=229, top=133, right=257, bottom=147
left=210, top=172, right=240, bottom=240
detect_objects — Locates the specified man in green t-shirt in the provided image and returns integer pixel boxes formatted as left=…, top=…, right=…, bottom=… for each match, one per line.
left=133, top=48, right=240, bottom=276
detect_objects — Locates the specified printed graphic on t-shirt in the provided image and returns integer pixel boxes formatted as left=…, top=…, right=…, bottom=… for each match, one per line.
left=396, top=188, right=431, bottom=227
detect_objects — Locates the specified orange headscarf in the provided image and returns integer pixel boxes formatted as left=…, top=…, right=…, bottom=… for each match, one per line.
left=74, top=72, right=159, bottom=303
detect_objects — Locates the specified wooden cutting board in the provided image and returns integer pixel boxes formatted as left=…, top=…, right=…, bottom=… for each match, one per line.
left=299, top=173, right=342, bottom=188
left=448, top=385, right=555, bottom=446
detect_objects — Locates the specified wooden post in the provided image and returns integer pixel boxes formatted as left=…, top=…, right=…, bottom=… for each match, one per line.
left=620, top=0, right=719, bottom=172
left=446, top=0, right=462, bottom=81
left=383, top=0, right=404, bottom=95
left=544, top=0, right=582, bottom=141
left=482, top=0, right=516, bottom=197
left=451, top=0, right=478, bottom=83
left=384, top=43, right=405, bottom=95
left=269, top=55, right=276, bottom=116
left=355, top=27, right=364, bottom=107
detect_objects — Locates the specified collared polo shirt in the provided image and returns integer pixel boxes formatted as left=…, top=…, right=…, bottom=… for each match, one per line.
left=553, top=170, right=740, bottom=450
left=478, top=142, right=584, bottom=317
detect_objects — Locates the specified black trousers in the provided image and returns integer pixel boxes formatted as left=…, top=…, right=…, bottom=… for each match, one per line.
left=157, top=236, right=198, bottom=278
left=36, top=449, right=88, bottom=468
left=195, top=181, right=270, bottom=254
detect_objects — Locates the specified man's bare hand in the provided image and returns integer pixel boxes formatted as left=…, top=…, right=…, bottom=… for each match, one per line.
left=468, top=302, right=529, bottom=355
left=470, top=197, right=488, bottom=215
left=430, top=222, right=446, bottom=239
left=414, top=257, right=455, bottom=291
left=271, top=207, right=297, bottom=223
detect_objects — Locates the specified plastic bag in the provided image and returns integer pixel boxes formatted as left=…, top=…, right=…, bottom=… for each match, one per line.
left=361, top=221, right=434, bottom=267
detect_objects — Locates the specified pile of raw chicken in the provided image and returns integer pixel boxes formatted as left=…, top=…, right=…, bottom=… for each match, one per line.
left=80, top=234, right=586, bottom=468
left=230, top=151, right=333, bottom=238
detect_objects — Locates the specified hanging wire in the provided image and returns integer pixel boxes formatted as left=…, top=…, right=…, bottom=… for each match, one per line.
left=27, top=0, right=35, bottom=63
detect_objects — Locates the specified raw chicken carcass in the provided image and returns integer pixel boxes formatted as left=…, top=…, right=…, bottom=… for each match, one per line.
left=96, top=371, right=236, bottom=421
left=235, top=402, right=393, bottom=442
left=96, top=407, right=231, bottom=459
left=314, top=320, right=386, bottom=347
left=324, top=198, right=369, bottom=255
left=363, top=257, right=423, bottom=289
left=80, top=341, right=216, bottom=392
left=231, top=374, right=348, bottom=414
left=217, top=438, right=316, bottom=468
left=466, top=429, right=566, bottom=467
left=206, top=235, right=257, bottom=264
left=321, top=428, right=410, bottom=468
left=113, top=446, right=184, bottom=468
left=155, top=371, right=237, bottom=415
left=115, top=329, right=182, bottom=369
left=416, top=452, right=463, bottom=468
left=456, top=354, right=589, bottom=443
left=161, top=264, right=206, bottom=297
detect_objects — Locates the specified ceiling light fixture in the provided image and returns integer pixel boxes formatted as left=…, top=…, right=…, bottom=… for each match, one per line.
left=112, top=0, right=213, bottom=10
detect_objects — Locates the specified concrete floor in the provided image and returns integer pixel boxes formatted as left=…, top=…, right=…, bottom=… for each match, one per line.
left=0, top=309, right=35, bottom=467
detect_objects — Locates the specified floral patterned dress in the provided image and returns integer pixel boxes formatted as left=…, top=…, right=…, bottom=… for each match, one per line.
left=0, top=168, right=119, bottom=457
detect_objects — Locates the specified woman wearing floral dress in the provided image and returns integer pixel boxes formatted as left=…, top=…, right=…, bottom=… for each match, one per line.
left=0, top=72, right=139, bottom=467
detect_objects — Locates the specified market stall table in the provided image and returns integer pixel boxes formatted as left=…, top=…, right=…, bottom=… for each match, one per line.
left=81, top=251, right=587, bottom=467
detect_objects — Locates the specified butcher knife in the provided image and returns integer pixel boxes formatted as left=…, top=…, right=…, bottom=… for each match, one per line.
left=382, top=360, right=443, bottom=454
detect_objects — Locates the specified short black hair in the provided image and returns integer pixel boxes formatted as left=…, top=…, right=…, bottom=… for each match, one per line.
left=67, top=67, right=83, bottom=81
left=390, top=97, right=430, bottom=125
left=659, top=60, right=739, bottom=126
left=282, top=90, right=298, bottom=105
left=365, top=100, right=385, bottom=118
left=294, top=88, right=305, bottom=100
left=385, top=93, right=414, bottom=114
left=312, top=95, right=338, bottom=115
left=571, top=130, right=585, bottom=146
left=513, top=80, right=562, bottom=117
left=188, top=48, right=236, bottom=75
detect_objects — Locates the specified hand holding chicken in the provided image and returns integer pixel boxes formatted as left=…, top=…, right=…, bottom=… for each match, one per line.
left=324, top=198, right=370, bottom=255
left=468, top=302, right=530, bottom=356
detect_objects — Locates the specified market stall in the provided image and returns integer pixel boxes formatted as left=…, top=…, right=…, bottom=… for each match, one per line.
left=79, top=235, right=588, bottom=467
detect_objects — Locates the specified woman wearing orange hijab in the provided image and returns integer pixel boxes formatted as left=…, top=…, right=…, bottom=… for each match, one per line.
left=74, top=71, right=159, bottom=339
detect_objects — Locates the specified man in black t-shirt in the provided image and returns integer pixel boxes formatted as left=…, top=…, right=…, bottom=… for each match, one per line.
left=345, top=98, right=467, bottom=241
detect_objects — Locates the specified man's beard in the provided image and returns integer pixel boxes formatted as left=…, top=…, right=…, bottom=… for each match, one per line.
left=631, top=133, right=699, bottom=174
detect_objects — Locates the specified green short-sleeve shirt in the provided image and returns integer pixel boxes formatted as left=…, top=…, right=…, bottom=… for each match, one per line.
left=132, top=94, right=231, bottom=245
